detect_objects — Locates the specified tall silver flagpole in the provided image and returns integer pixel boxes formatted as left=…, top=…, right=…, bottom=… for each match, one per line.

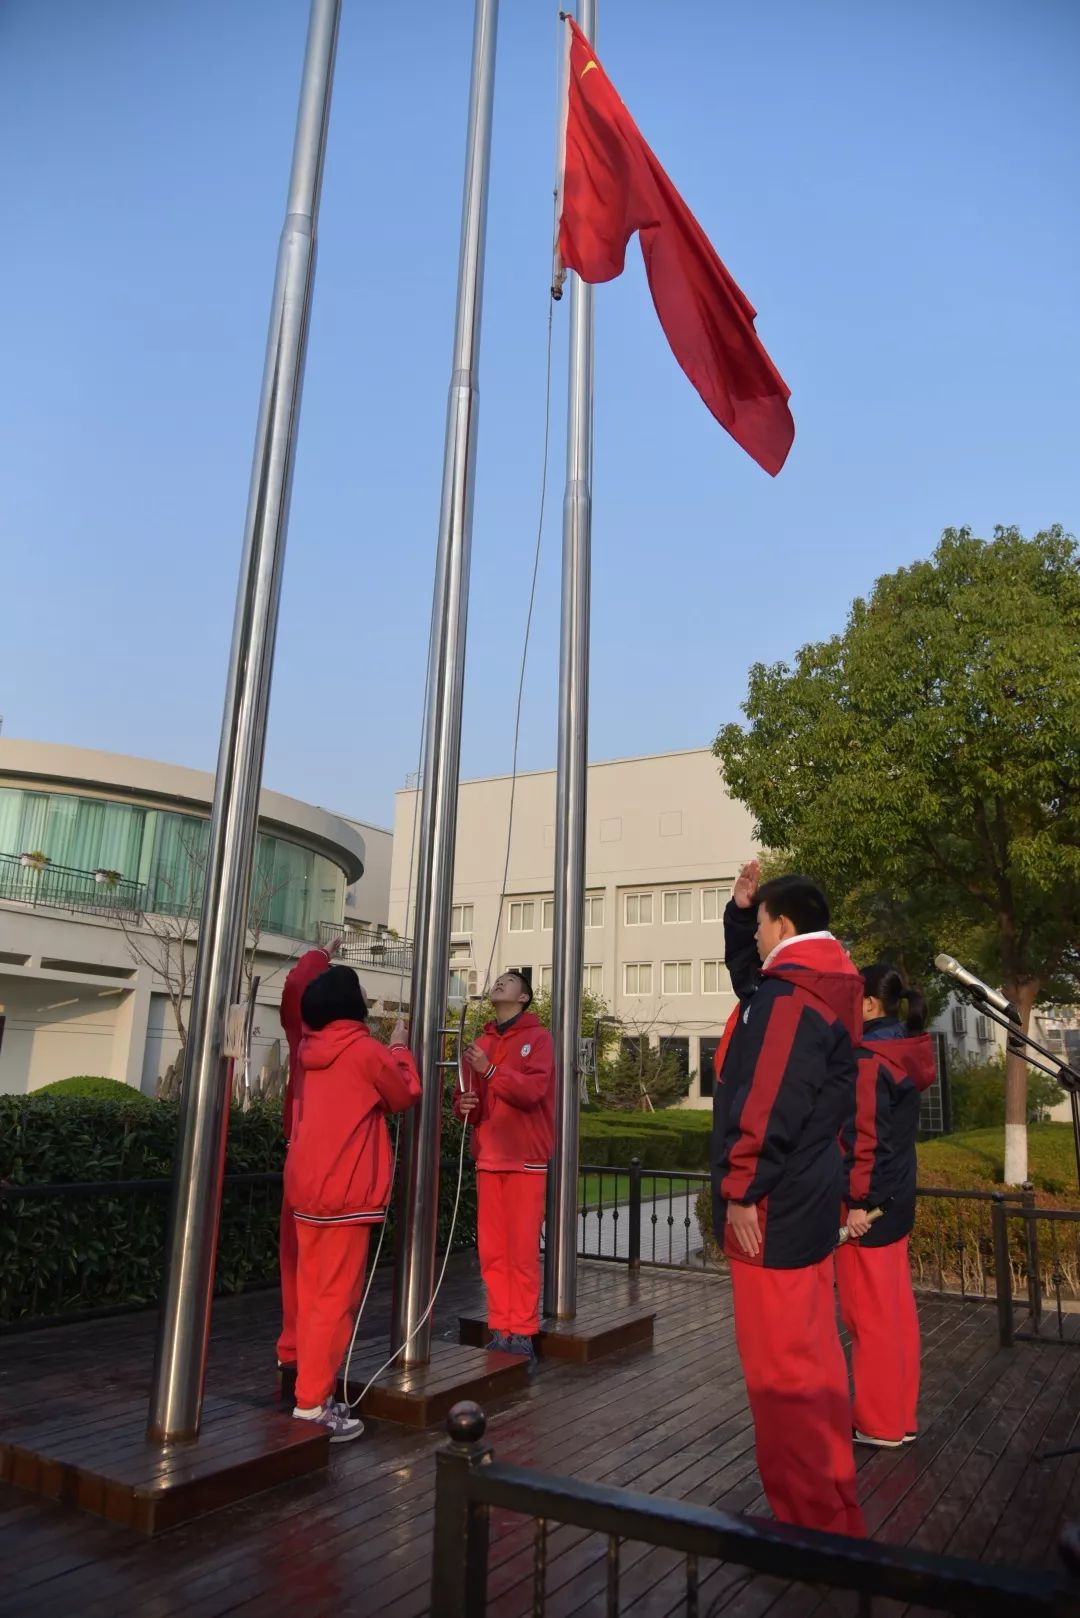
left=147, top=0, right=341, bottom=1442
left=545, top=0, right=596, bottom=1322
left=391, top=0, right=500, bottom=1367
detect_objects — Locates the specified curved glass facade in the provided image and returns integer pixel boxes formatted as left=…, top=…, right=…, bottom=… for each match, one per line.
left=0, top=787, right=345, bottom=943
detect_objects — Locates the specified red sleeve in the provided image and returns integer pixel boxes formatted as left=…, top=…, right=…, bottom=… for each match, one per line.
left=370, top=1043, right=422, bottom=1114
left=280, top=949, right=330, bottom=1049
left=487, top=1029, right=555, bottom=1112
left=847, top=1052, right=882, bottom=1208
left=280, top=948, right=330, bottom=1138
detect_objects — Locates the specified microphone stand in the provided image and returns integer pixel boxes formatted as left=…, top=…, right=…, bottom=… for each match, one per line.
left=950, top=989, right=1080, bottom=1197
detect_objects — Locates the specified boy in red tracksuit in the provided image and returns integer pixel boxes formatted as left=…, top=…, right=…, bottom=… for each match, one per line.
left=287, top=965, right=420, bottom=1440
left=838, top=964, right=937, bottom=1449
left=276, top=938, right=341, bottom=1372
left=454, top=970, right=554, bottom=1363
left=713, top=863, right=865, bottom=1538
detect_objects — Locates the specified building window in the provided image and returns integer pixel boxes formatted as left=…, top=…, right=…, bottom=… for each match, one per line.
left=583, top=964, right=602, bottom=994
left=539, top=965, right=553, bottom=993
left=448, top=969, right=469, bottom=1004
left=662, top=890, right=692, bottom=925
left=662, top=961, right=692, bottom=995
left=624, top=893, right=653, bottom=927
left=951, top=1003, right=967, bottom=1036
left=542, top=898, right=554, bottom=930
left=624, top=962, right=653, bottom=995
left=701, top=887, right=728, bottom=923
left=702, top=960, right=726, bottom=994
left=508, top=901, right=535, bottom=932
left=450, top=902, right=474, bottom=934
left=585, top=894, right=604, bottom=927
left=658, top=1035, right=690, bottom=1079
left=699, top=1037, right=719, bottom=1098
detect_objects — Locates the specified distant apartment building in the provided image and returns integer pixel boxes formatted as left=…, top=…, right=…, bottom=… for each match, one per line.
left=388, top=748, right=757, bottom=1109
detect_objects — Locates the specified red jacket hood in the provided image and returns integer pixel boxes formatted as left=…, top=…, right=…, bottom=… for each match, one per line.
left=299, top=1020, right=371, bottom=1071
left=482, top=1010, right=545, bottom=1038
left=763, top=936, right=863, bottom=1043
left=873, top=1031, right=937, bottom=1092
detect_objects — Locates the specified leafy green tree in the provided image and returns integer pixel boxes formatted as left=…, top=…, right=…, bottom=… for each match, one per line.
left=715, top=525, right=1080, bottom=1184
left=599, top=1037, right=690, bottom=1112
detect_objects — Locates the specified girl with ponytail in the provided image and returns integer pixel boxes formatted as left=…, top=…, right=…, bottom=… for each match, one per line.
left=837, top=964, right=937, bottom=1448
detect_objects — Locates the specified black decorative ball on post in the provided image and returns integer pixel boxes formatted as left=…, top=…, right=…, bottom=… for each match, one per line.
left=447, top=1401, right=487, bottom=1445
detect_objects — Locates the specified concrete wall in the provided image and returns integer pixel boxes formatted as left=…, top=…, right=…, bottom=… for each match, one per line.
left=388, top=749, right=757, bottom=1108
left=342, top=819, right=394, bottom=929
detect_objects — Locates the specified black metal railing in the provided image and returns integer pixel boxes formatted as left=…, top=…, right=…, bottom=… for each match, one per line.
left=577, top=1161, right=721, bottom=1272
left=431, top=1403, right=1080, bottom=1617
left=0, top=852, right=144, bottom=920
left=574, top=1167, right=1080, bottom=1347
left=320, top=921, right=414, bottom=977
left=998, top=1199, right=1080, bottom=1347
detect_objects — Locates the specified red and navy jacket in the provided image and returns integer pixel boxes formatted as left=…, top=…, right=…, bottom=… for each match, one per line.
left=280, top=947, right=333, bottom=1143
left=452, top=1010, right=555, bottom=1173
left=842, top=1018, right=937, bottom=1248
left=284, top=1021, right=421, bottom=1225
left=712, top=900, right=862, bottom=1269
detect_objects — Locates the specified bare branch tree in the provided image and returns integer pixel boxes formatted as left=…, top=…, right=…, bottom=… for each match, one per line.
left=116, top=822, right=208, bottom=1096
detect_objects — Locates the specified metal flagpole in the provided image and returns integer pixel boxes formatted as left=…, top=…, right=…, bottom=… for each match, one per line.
left=545, top=0, right=596, bottom=1322
left=147, top=0, right=341, bottom=1442
left=391, top=0, right=500, bottom=1367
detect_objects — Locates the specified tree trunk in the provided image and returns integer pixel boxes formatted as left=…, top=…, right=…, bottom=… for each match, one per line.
left=1002, top=980, right=1038, bottom=1186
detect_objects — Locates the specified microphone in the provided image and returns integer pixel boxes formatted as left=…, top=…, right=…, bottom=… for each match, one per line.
left=934, top=954, right=1020, bottom=1024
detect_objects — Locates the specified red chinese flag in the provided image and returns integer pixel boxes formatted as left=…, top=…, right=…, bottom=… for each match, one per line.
left=558, top=20, right=794, bottom=476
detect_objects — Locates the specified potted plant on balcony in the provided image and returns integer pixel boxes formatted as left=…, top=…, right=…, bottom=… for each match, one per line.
left=20, top=850, right=50, bottom=872
left=94, top=869, right=123, bottom=887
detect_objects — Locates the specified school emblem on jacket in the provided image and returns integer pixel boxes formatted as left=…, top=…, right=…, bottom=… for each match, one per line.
left=521, top=1043, right=532, bottom=1056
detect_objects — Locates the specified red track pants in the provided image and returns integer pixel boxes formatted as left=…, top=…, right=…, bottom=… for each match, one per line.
left=477, top=1170, right=546, bottom=1337
left=294, top=1221, right=371, bottom=1411
left=277, top=1188, right=298, bottom=1366
left=835, top=1236, right=920, bottom=1443
left=731, top=1254, right=865, bottom=1538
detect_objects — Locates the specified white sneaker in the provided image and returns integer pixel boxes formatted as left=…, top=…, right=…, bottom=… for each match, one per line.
left=293, top=1401, right=364, bottom=1443
left=853, top=1429, right=903, bottom=1449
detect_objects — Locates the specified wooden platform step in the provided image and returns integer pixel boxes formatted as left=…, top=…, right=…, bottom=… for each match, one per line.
left=280, top=1339, right=531, bottom=1428
left=458, top=1300, right=656, bottom=1363
left=0, top=1393, right=327, bottom=1535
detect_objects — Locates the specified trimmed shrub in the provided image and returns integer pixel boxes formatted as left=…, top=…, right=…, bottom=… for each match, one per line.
left=0, top=1094, right=474, bottom=1327
left=34, top=1075, right=155, bottom=1105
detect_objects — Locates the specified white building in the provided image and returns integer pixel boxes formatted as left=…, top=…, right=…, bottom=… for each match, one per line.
left=0, top=740, right=397, bottom=1096
left=388, top=748, right=757, bottom=1109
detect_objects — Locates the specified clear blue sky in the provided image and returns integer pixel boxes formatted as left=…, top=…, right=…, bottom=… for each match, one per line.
left=1, top=0, right=1077, bottom=827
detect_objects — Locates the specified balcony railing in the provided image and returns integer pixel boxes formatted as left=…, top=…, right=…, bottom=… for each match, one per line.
left=320, top=921, right=414, bottom=977
left=0, top=854, right=144, bottom=921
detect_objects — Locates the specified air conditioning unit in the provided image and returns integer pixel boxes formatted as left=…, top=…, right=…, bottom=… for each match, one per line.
left=951, top=1004, right=967, bottom=1035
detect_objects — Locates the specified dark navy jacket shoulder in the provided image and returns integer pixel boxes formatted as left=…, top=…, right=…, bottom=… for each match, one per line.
left=711, top=904, right=861, bottom=1269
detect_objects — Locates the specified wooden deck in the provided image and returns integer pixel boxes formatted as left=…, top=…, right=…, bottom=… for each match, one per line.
left=1, top=1258, right=1078, bottom=1616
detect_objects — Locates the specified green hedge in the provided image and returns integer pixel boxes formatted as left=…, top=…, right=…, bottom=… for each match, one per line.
left=33, top=1075, right=157, bottom=1105
left=0, top=1095, right=475, bottom=1328
left=580, top=1108, right=711, bottom=1171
